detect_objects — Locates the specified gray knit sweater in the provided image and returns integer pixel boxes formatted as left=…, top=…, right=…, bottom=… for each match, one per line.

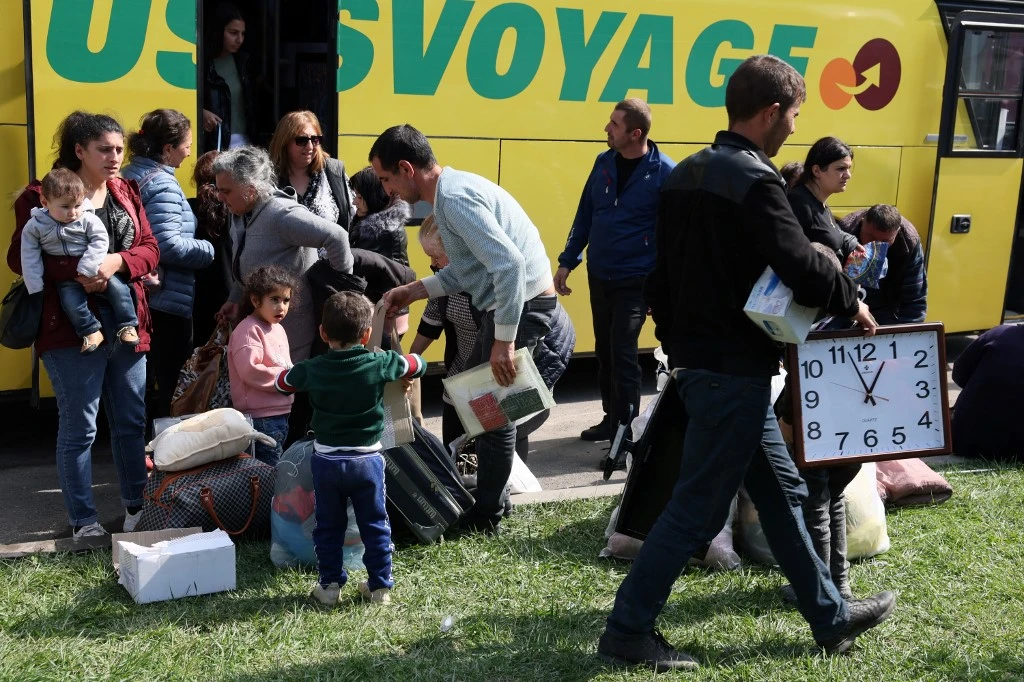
left=422, top=168, right=553, bottom=342
left=228, top=189, right=353, bottom=361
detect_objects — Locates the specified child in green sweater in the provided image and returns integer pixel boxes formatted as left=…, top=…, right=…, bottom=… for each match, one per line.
left=275, top=291, right=426, bottom=605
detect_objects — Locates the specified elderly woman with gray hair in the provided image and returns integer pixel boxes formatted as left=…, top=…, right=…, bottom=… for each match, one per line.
left=213, top=145, right=353, bottom=362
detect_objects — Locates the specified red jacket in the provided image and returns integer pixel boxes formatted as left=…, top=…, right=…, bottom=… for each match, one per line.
left=7, top=178, right=159, bottom=354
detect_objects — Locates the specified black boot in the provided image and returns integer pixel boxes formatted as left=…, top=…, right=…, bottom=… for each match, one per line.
left=581, top=415, right=613, bottom=441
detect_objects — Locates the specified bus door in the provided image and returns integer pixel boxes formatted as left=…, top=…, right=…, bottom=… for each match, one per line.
left=927, top=10, right=1024, bottom=332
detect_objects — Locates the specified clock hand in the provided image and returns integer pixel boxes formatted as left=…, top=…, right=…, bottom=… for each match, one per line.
left=851, top=363, right=873, bottom=403
left=829, top=382, right=890, bottom=402
left=864, top=361, right=886, bottom=405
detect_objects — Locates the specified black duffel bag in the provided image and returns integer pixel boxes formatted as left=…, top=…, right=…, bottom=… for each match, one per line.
left=136, top=454, right=276, bottom=540
left=0, top=277, right=43, bottom=349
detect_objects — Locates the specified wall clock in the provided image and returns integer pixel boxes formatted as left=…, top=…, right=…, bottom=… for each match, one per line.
left=786, top=323, right=952, bottom=467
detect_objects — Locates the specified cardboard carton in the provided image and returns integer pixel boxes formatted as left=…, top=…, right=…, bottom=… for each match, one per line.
left=113, top=528, right=235, bottom=604
left=743, top=267, right=820, bottom=344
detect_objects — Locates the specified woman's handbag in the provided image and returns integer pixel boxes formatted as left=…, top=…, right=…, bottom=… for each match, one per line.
left=0, top=278, right=43, bottom=349
left=170, top=324, right=232, bottom=416
left=135, top=453, right=275, bottom=539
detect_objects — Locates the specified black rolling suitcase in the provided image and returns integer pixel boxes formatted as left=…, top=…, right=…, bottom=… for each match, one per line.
left=615, top=372, right=691, bottom=541
left=384, top=421, right=475, bottom=543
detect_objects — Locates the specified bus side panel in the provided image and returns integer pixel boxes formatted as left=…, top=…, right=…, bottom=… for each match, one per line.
left=927, top=157, right=1023, bottom=332
left=0, top=0, right=31, bottom=395
left=336, top=135, right=500, bottom=364
left=896, top=147, right=937, bottom=252
left=29, top=1, right=197, bottom=189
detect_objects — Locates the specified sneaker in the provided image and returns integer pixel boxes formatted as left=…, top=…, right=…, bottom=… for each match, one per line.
left=581, top=416, right=613, bottom=442
left=118, top=327, right=140, bottom=346
left=459, top=512, right=501, bottom=536
left=597, top=628, right=700, bottom=672
left=358, top=581, right=392, bottom=604
left=781, top=583, right=853, bottom=605
left=81, top=331, right=104, bottom=354
left=816, top=590, right=896, bottom=654
left=123, top=509, right=143, bottom=533
left=73, top=522, right=108, bottom=540
left=310, top=582, right=342, bottom=606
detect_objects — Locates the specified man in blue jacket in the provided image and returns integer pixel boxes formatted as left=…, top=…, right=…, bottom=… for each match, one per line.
left=554, top=99, right=675, bottom=442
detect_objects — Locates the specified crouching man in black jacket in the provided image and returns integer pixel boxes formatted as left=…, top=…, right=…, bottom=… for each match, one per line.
left=597, top=55, right=896, bottom=673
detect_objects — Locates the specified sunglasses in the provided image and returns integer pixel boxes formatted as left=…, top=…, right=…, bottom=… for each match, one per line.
left=294, top=135, right=322, bottom=147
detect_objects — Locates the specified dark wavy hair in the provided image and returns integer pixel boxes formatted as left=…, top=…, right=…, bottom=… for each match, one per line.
left=240, top=265, right=300, bottom=319
left=127, top=109, right=191, bottom=162
left=191, top=150, right=230, bottom=239
left=52, top=111, right=124, bottom=172
left=797, top=137, right=853, bottom=187
left=350, top=166, right=391, bottom=215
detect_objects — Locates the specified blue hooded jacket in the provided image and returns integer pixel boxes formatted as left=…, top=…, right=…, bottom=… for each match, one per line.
left=122, top=157, right=215, bottom=317
left=558, top=141, right=675, bottom=280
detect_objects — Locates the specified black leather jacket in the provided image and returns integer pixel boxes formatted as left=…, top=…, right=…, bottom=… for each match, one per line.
left=204, top=52, right=254, bottom=151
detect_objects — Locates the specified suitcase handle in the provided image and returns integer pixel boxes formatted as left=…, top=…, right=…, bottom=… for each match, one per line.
left=199, top=475, right=261, bottom=536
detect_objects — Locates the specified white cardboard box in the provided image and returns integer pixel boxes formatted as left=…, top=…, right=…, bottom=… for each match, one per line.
left=743, top=267, right=820, bottom=344
left=114, top=528, right=236, bottom=604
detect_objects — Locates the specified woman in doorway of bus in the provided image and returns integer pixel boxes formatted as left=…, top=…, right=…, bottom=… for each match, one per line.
left=122, top=109, right=215, bottom=419
left=781, top=135, right=865, bottom=603
left=212, top=145, right=353, bottom=363
left=6, top=112, right=159, bottom=539
left=269, top=111, right=353, bottom=231
left=202, top=2, right=255, bottom=152
left=189, top=151, right=234, bottom=345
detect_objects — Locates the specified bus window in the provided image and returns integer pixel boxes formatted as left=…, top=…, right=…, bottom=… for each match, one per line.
left=955, top=30, right=1024, bottom=152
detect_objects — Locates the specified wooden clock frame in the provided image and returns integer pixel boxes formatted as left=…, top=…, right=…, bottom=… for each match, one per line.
left=785, top=322, right=953, bottom=468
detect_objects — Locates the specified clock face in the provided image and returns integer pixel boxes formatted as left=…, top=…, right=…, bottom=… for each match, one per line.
left=791, top=326, right=950, bottom=465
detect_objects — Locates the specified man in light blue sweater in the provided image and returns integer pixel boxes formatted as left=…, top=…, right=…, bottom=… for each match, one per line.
left=373, top=124, right=557, bottom=534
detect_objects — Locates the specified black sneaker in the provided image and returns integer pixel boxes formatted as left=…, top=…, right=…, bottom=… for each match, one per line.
left=581, top=417, right=613, bottom=442
left=459, top=512, right=501, bottom=536
left=597, top=628, right=700, bottom=672
left=816, top=590, right=896, bottom=654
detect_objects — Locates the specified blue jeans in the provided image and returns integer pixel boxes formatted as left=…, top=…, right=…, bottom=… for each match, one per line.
left=471, top=294, right=556, bottom=521
left=41, top=313, right=148, bottom=526
left=311, top=451, right=393, bottom=590
left=251, top=414, right=288, bottom=467
left=57, top=274, right=138, bottom=338
left=606, top=369, right=850, bottom=642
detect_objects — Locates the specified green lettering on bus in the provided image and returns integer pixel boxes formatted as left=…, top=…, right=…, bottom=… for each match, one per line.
left=767, top=24, right=818, bottom=75
left=393, top=0, right=473, bottom=95
left=156, top=0, right=197, bottom=89
left=467, top=3, right=545, bottom=99
left=47, top=0, right=151, bottom=83
left=686, top=20, right=755, bottom=108
left=556, top=8, right=626, bottom=102
left=337, top=0, right=378, bottom=92
left=599, top=14, right=674, bottom=104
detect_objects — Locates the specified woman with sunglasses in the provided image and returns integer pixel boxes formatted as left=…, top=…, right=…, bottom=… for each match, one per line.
left=269, top=111, right=353, bottom=230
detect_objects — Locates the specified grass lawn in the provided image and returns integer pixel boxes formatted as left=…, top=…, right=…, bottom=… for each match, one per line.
left=2, top=464, right=1024, bottom=681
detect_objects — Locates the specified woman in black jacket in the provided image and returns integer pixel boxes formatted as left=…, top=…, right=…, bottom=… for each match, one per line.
left=202, top=2, right=255, bottom=151
left=349, top=167, right=411, bottom=265
left=269, top=110, right=352, bottom=231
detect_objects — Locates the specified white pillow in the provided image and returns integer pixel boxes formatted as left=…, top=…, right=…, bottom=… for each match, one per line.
left=149, top=408, right=276, bottom=472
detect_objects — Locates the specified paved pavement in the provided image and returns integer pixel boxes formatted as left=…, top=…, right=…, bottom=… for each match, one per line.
left=0, top=338, right=972, bottom=550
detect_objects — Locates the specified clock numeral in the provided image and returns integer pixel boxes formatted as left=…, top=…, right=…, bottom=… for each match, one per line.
left=853, top=342, right=876, bottom=362
left=892, top=426, right=906, bottom=445
left=914, top=349, right=929, bottom=368
left=864, top=429, right=878, bottom=448
left=828, top=346, right=847, bottom=365
left=915, top=381, right=930, bottom=399
left=804, top=390, right=819, bottom=409
left=807, top=422, right=822, bottom=440
left=918, top=411, right=933, bottom=428
left=835, top=431, right=849, bottom=449
left=801, top=360, right=823, bottom=379
left=889, top=341, right=898, bottom=359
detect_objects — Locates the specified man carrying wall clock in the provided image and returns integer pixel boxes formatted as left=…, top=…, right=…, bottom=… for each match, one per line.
left=596, top=54, right=896, bottom=673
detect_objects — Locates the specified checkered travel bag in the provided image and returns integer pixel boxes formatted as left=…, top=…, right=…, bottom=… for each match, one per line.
left=135, top=454, right=275, bottom=539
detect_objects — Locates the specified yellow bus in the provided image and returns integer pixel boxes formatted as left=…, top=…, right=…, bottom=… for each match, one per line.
left=2, top=0, right=1024, bottom=399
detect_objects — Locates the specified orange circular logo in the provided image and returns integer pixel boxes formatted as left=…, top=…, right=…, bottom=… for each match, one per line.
left=820, top=39, right=902, bottom=111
